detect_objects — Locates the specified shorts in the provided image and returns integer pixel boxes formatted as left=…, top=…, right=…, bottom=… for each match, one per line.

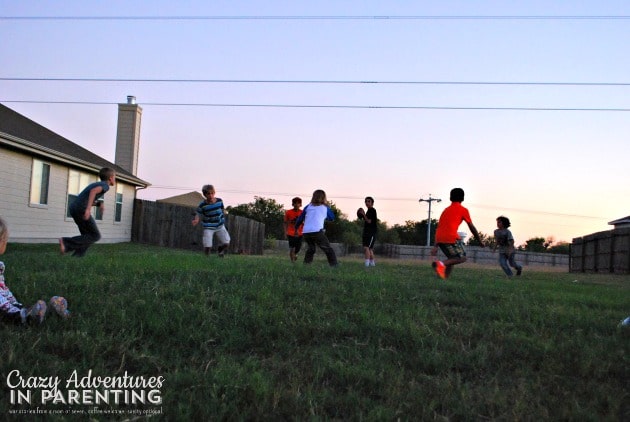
left=203, top=225, right=231, bottom=248
left=437, top=240, right=466, bottom=259
left=362, top=230, right=377, bottom=249
left=287, top=235, right=303, bottom=252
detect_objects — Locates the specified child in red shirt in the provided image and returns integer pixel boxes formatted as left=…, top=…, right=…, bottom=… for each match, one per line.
left=284, top=197, right=304, bottom=262
left=431, top=188, right=484, bottom=279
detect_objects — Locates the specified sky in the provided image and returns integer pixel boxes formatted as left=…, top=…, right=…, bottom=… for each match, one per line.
left=2, top=1, right=629, bottom=246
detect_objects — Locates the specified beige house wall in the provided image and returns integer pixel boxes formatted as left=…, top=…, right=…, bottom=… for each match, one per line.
left=0, top=147, right=136, bottom=243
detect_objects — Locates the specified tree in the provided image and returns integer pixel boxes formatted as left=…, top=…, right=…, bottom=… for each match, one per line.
left=520, top=237, right=552, bottom=253
left=321, top=201, right=349, bottom=243
left=547, top=241, right=570, bottom=255
left=467, top=231, right=495, bottom=248
left=392, top=219, right=437, bottom=246
left=226, top=196, right=285, bottom=239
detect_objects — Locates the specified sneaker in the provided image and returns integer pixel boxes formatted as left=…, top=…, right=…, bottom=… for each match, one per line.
left=369, top=261, right=376, bottom=267
left=516, top=268, right=522, bottom=276
left=49, top=296, right=71, bottom=319
left=434, top=261, right=447, bottom=279
left=28, top=300, right=47, bottom=324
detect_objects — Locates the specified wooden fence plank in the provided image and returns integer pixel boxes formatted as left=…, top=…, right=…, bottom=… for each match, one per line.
left=131, top=199, right=265, bottom=255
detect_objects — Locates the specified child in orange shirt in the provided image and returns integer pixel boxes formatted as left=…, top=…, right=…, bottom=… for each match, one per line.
left=284, top=197, right=304, bottom=262
left=431, top=188, right=484, bottom=279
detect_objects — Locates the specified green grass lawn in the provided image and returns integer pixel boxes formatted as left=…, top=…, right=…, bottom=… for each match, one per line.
left=1, top=243, right=628, bottom=420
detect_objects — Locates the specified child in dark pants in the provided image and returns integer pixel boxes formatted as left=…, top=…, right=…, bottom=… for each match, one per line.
left=60, top=167, right=116, bottom=257
left=295, top=190, right=338, bottom=267
left=493, top=215, right=523, bottom=277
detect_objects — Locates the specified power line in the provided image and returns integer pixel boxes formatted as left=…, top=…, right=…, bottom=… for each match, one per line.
left=145, top=185, right=606, bottom=220
left=2, top=77, right=629, bottom=86
left=1, top=15, right=629, bottom=21
left=2, top=100, right=629, bottom=112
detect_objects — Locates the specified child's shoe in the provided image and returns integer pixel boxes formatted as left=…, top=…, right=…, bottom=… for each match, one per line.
left=49, top=296, right=71, bottom=319
left=28, top=300, right=47, bottom=324
left=433, top=261, right=447, bottom=279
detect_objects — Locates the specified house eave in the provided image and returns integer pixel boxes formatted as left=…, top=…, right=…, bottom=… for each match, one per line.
left=1, top=131, right=150, bottom=188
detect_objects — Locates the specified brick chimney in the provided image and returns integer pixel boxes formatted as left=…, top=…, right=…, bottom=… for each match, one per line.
left=115, top=95, right=142, bottom=175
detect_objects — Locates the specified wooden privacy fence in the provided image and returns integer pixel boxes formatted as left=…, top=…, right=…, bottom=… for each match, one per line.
left=570, top=227, right=630, bottom=274
left=132, top=199, right=265, bottom=255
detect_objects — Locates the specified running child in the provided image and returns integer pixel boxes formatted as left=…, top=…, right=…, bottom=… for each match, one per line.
left=284, top=197, right=304, bottom=262
left=431, top=188, right=484, bottom=279
left=295, top=190, right=338, bottom=267
left=192, top=184, right=231, bottom=257
left=60, top=167, right=116, bottom=257
left=493, top=215, right=523, bottom=277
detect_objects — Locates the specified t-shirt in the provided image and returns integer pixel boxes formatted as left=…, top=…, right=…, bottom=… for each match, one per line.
left=364, top=207, right=377, bottom=232
left=435, top=202, right=472, bottom=244
left=69, top=181, right=110, bottom=214
left=297, top=204, right=335, bottom=234
left=196, top=198, right=226, bottom=229
left=284, top=209, right=303, bottom=236
left=494, top=228, right=514, bottom=253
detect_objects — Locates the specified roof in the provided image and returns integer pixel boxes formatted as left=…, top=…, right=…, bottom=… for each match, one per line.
left=157, top=191, right=204, bottom=208
left=0, top=103, right=148, bottom=187
left=608, top=216, right=630, bottom=226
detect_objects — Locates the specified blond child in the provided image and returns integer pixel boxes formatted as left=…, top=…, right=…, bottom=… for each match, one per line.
left=1, top=217, right=70, bottom=324
left=192, top=184, right=231, bottom=257
left=295, top=190, right=338, bottom=267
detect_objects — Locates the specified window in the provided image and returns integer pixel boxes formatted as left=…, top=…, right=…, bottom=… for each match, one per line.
left=30, top=159, right=51, bottom=206
left=66, top=170, right=96, bottom=219
left=115, top=184, right=123, bottom=222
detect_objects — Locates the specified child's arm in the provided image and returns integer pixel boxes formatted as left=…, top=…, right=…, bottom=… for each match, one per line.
left=467, top=221, right=485, bottom=247
left=326, top=207, right=335, bottom=221
left=295, top=206, right=307, bottom=230
left=283, top=213, right=290, bottom=237
left=192, top=214, right=200, bottom=226
left=83, top=185, right=104, bottom=220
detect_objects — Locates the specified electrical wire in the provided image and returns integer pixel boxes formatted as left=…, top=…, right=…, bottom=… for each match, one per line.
left=145, top=185, right=606, bottom=220
left=2, top=100, right=628, bottom=112
left=2, top=77, right=628, bottom=86
left=1, top=15, right=629, bottom=20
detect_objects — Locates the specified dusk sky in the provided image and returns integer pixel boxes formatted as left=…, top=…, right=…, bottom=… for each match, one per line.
left=2, top=1, right=629, bottom=246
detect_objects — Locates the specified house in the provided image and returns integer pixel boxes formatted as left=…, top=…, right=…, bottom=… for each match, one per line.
left=0, top=97, right=149, bottom=243
left=157, top=191, right=204, bottom=208
left=608, top=216, right=630, bottom=230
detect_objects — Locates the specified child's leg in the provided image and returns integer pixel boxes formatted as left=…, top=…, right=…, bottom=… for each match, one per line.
left=63, top=215, right=101, bottom=256
left=508, top=253, right=522, bottom=275
left=439, top=242, right=467, bottom=278
left=315, top=231, right=338, bottom=267
left=216, top=226, right=230, bottom=256
left=303, top=233, right=317, bottom=263
left=499, top=253, right=513, bottom=276
left=202, top=229, right=213, bottom=255
left=294, top=236, right=303, bottom=256
left=288, top=236, right=297, bottom=261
